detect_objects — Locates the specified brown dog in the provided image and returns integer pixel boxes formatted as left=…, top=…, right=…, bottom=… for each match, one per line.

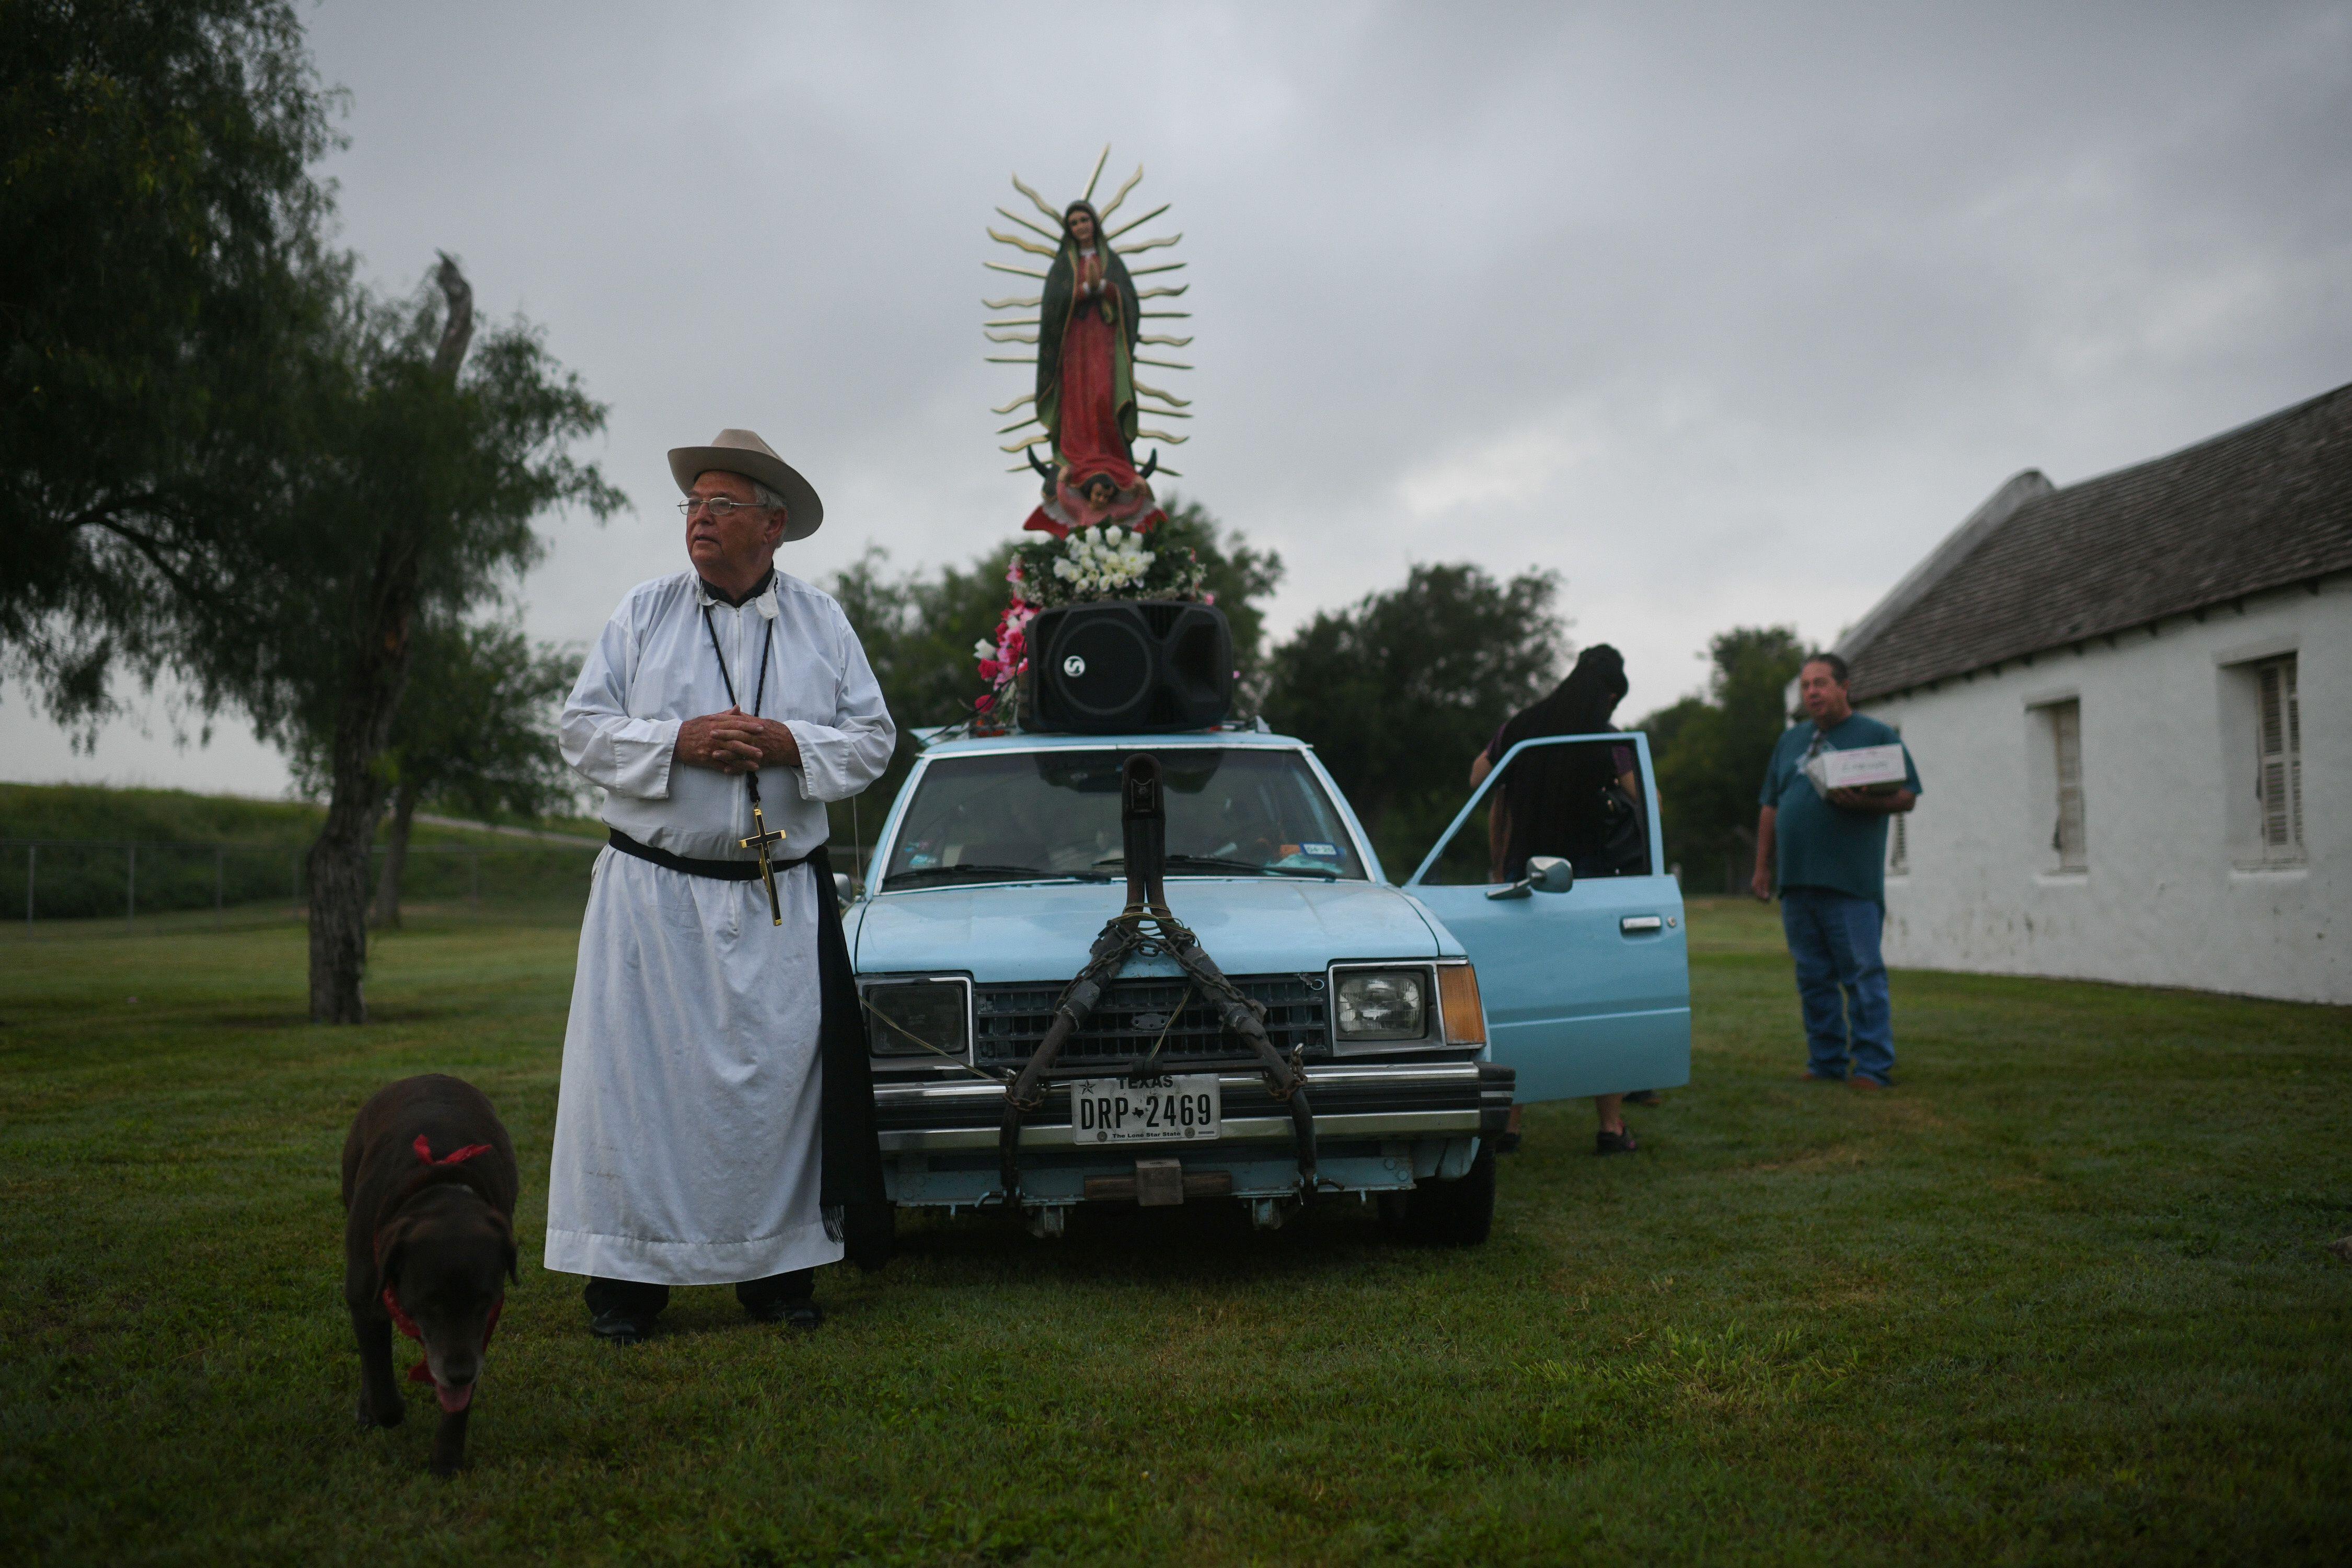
left=341, top=1074, right=518, bottom=1476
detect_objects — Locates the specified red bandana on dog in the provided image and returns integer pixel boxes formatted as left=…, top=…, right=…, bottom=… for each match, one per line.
left=413, top=1133, right=493, bottom=1168
left=381, top=1135, right=504, bottom=1404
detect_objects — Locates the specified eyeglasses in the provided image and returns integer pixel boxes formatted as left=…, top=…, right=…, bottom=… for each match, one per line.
left=677, top=497, right=773, bottom=519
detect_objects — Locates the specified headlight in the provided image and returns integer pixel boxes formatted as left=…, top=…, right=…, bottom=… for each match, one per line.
left=864, top=978, right=970, bottom=1060
left=1333, top=969, right=1428, bottom=1041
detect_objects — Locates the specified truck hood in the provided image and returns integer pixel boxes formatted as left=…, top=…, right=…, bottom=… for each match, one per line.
left=850, top=877, right=1442, bottom=983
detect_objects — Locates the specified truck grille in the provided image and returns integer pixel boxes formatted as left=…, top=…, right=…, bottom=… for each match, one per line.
left=973, top=974, right=1329, bottom=1068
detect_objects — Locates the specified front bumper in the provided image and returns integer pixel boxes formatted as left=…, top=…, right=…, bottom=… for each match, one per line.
left=874, top=1060, right=1515, bottom=1208
left=875, top=1060, right=1511, bottom=1151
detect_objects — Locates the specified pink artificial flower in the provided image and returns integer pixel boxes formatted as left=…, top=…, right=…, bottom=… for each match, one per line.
left=1203, top=591, right=1217, bottom=605
left=975, top=692, right=995, bottom=713
left=978, top=658, right=1004, bottom=682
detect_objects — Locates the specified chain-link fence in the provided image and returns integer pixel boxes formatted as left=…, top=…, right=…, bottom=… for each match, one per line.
left=0, top=838, right=603, bottom=924
left=1, top=836, right=883, bottom=924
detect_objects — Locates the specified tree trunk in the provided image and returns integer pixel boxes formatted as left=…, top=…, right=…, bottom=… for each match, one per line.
left=307, top=257, right=472, bottom=1023
left=307, top=742, right=387, bottom=1023
left=308, top=526, right=424, bottom=1020
left=372, top=780, right=419, bottom=930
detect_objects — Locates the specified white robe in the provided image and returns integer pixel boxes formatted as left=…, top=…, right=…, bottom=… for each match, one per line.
left=545, top=569, right=894, bottom=1285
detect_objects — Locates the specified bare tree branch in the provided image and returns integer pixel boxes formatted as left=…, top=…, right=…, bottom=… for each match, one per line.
left=431, top=252, right=474, bottom=382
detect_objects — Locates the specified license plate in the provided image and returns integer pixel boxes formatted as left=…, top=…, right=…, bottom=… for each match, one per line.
left=1066, top=1075, right=1221, bottom=1144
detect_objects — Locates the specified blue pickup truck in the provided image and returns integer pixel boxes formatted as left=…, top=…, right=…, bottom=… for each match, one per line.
left=841, top=724, right=1690, bottom=1243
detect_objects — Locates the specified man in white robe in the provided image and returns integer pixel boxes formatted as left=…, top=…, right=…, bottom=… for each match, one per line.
left=546, top=428, right=895, bottom=1342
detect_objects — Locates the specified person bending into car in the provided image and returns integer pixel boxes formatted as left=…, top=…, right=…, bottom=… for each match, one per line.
left=1468, top=643, right=1657, bottom=1156
left=544, top=429, right=895, bottom=1344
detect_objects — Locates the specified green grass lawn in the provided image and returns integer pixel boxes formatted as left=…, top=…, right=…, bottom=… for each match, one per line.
left=2, top=896, right=2346, bottom=1565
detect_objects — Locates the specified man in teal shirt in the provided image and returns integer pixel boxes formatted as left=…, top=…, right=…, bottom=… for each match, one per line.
left=1751, top=653, right=1921, bottom=1087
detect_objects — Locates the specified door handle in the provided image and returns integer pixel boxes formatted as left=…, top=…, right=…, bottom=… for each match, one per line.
left=1620, top=915, right=1664, bottom=935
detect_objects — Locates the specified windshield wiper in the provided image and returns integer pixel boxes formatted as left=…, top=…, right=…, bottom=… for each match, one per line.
left=1096, top=853, right=1341, bottom=881
left=884, top=863, right=1110, bottom=888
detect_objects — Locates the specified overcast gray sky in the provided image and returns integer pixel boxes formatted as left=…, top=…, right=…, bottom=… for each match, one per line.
left=9, top=0, right=2349, bottom=796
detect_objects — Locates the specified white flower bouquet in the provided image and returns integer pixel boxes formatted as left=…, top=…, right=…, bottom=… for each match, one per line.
left=1012, top=522, right=1206, bottom=608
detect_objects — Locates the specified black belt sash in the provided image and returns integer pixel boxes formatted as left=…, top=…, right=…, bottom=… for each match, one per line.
left=607, top=827, right=811, bottom=880
left=601, top=827, right=893, bottom=1271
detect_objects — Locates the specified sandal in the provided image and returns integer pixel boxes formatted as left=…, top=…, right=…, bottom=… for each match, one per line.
left=1595, top=1125, right=1639, bottom=1156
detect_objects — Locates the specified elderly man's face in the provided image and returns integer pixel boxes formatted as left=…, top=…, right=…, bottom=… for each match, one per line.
left=1799, top=661, right=1851, bottom=724
left=685, top=470, right=787, bottom=586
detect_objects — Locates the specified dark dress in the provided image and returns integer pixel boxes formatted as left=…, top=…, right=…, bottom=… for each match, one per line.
left=1485, top=645, right=1641, bottom=882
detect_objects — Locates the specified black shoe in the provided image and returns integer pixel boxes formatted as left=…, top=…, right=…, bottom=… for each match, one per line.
left=589, top=1308, right=650, bottom=1345
left=745, top=1296, right=822, bottom=1331
left=1623, top=1089, right=1662, bottom=1107
left=1595, top=1125, right=1639, bottom=1156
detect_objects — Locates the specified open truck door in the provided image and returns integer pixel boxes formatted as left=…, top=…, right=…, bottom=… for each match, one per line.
left=1403, top=733, right=1691, bottom=1103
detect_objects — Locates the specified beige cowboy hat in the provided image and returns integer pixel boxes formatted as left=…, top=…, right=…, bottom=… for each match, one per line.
left=666, top=428, right=824, bottom=540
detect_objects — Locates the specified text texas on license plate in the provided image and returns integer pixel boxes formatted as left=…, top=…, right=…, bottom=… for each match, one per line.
left=1067, top=1074, right=1221, bottom=1144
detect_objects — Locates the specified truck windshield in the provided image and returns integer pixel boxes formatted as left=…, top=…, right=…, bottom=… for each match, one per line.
left=883, top=748, right=1369, bottom=890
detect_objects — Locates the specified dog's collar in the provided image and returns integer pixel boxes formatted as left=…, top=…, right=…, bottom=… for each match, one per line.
left=412, top=1134, right=492, bottom=1168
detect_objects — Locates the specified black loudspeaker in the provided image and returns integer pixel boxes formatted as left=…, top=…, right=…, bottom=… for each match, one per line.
left=1022, top=601, right=1233, bottom=733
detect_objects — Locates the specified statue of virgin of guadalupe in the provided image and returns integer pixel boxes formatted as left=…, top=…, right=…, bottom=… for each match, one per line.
left=1026, top=200, right=1165, bottom=537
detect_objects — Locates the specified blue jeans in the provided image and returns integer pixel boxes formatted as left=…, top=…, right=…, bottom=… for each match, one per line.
left=1779, top=888, right=1894, bottom=1085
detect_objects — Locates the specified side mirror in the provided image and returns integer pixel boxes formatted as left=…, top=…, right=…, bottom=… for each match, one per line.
left=833, top=871, right=856, bottom=907
left=1487, top=854, right=1575, bottom=901
left=1527, top=855, right=1574, bottom=894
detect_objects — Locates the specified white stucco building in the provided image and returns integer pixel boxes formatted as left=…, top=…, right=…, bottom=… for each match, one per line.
left=1837, top=383, right=2349, bottom=1005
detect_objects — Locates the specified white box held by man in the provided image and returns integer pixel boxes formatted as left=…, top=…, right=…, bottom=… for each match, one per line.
left=1802, top=743, right=1910, bottom=798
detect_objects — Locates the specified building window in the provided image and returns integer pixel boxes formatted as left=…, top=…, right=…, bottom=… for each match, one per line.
left=2048, top=699, right=2087, bottom=870
left=2254, top=655, right=2303, bottom=862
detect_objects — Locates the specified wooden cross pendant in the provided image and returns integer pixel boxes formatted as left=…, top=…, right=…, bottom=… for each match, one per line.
left=740, top=801, right=787, bottom=927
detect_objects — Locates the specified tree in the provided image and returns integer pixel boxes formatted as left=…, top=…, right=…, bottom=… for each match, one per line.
left=105, top=259, right=616, bottom=1018
left=1, top=0, right=343, bottom=727
left=290, top=615, right=581, bottom=929
left=1639, top=625, right=1806, bottom=889
left=1262, top=563, right=1566, bottom=873
left=1, top=8, right=619, bottom=1019
left=832, top=545, right=1023, bottom=739
left=1155, top=497, right=1285, bottom=701
left=278, top=264, right=618, bottom=1018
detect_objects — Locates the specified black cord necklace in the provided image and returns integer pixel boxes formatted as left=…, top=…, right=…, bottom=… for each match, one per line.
left=703, top=584, right=786, bottom=925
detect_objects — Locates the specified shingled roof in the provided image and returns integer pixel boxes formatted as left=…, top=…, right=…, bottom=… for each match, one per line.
left=1843, top=381, right=2352, bottom=701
